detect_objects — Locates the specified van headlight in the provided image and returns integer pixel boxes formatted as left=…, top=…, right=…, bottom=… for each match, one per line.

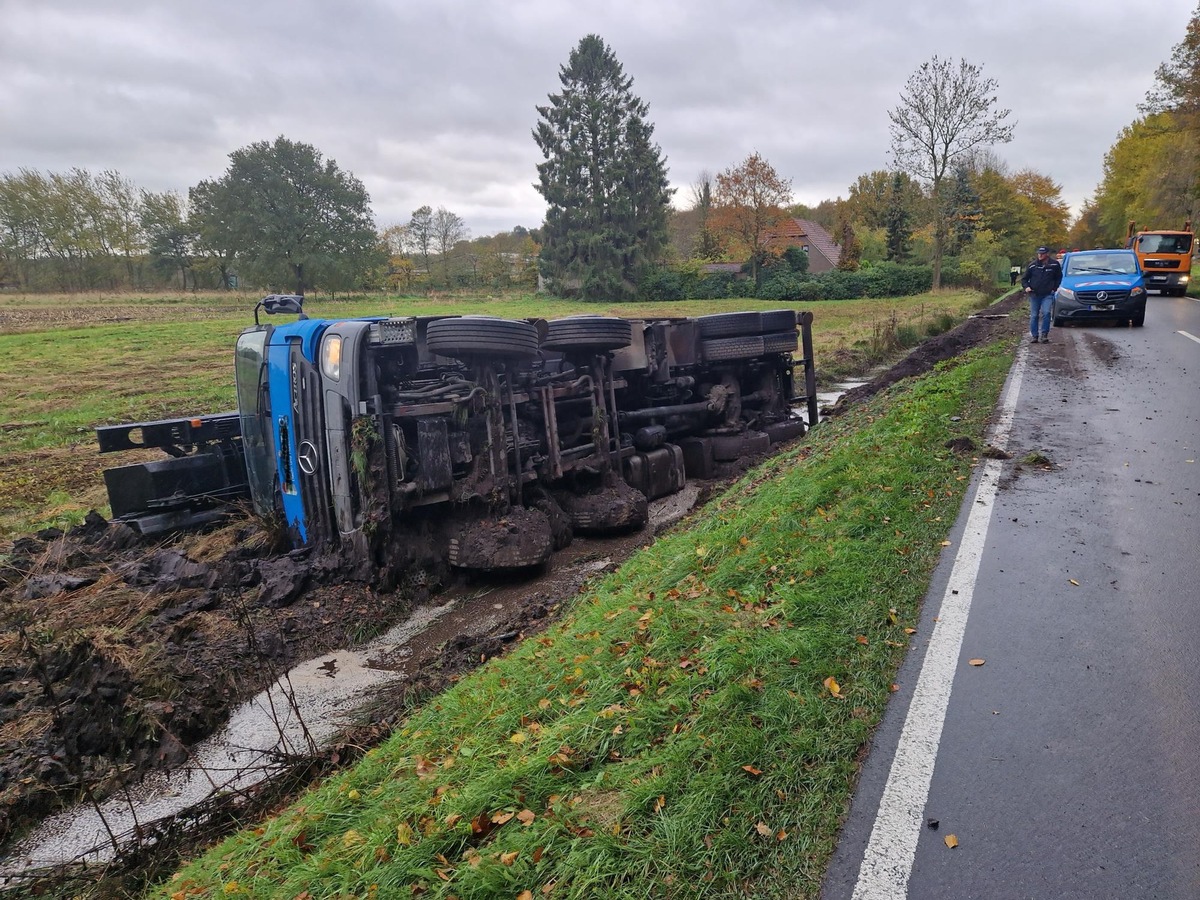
left=1057, top=288, right=1075, bottom=302
left=1130, top=286, right=1146, bottom=299
left=321, top=335, right=342, bottom=381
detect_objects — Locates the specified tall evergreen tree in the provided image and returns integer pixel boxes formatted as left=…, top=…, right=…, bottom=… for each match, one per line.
left=533, top=35, right=672, bottom=300
left=947, top=164, right=983, bottom=254
left=884, top=171, right=917, bottom=262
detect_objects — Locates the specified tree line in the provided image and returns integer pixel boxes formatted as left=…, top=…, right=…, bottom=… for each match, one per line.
left=0, top=141, right=537, bottom=296
left=5, top=12, right=1198, bottom=299
left=1072, top=3, right=1200, bottom=245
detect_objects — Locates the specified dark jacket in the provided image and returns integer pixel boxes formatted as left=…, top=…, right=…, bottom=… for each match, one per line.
left=1022, top=256, right=1063, bottom=297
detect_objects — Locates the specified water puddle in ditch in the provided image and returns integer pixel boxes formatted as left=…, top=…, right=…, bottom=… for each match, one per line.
left=1, top=600, right=462, bottom=873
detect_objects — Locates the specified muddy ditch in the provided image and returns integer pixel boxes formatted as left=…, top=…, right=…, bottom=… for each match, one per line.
left=0, top=292, right=1023, bottom=891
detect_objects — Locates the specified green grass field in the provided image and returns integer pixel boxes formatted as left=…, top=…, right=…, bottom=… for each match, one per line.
left=0, top=288, right=986, bottom=538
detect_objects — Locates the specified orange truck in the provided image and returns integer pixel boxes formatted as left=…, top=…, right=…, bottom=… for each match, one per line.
left=1125, top=221, right=1194, bottom=296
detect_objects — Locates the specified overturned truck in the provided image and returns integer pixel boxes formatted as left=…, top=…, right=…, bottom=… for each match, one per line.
left=97, top=298, right=817, bottom=576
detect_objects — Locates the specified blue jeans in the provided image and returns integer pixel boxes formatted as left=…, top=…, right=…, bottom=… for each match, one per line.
left=1029, top=293, right=1054, bottom=338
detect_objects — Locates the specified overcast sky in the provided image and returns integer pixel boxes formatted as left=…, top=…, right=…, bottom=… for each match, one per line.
left=1, top=0, right=1194, bottom=238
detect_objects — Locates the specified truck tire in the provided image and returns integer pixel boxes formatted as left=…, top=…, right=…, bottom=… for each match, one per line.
left=761, top=330, right=799, bottom=354
left=759, top=309, right=798, bottom=332
left=697, top=311, right=762, bottom=338
left=543, top=316, right=633, bottom=352
left=702, top=335, right=765, bottom=361
left=426, top=316, right=540, bottom=358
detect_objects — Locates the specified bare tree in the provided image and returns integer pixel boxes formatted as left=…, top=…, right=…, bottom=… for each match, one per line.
left=407, top=205, right=434, bottom=279
left=432, top=207, right=468, bottom=286
left=689, top=170, right=723, bottom=260
left=889, top=56, right=1014, bottom=289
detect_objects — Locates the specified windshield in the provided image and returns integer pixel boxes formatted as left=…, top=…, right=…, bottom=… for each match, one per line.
left=234, top=329, right=277, bottom=516
left=1137, top=233, right=1193, bottom=254
left=1066, top=253, right=1139, bottom=276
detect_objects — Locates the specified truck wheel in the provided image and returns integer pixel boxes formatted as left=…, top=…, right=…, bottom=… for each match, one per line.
left=761, top=330, right=799, bottom=354
left=543, top=316, right=633, bottom=352
left=446, top=507, right=553, bottom=570
left=426, top=316, right=540, bottom=358
left=697, top=311, right=762, bottom=338
left=759, top=309, right=798, bottom=332
left=702, top=335, right=765, bottom=361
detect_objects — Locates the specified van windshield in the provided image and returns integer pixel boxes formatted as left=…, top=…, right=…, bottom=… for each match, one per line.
left=1066, top=253, right=1138, bottom=275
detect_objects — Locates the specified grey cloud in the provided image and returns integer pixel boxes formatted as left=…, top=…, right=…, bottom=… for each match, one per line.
left=0, top=0, right=1192, bottom=235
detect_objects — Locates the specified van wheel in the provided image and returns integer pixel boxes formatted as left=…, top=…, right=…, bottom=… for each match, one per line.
left=1131, top=303, right=1146, bottom=327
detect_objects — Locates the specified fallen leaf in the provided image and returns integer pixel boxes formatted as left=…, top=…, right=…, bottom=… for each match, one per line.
left=396, top=823, right=415, bottom=846
left=889, top=683, right=900, bottom=692
left=491, top=810, right=515, bottom=825
left=742, top=765, right=763, bottom=776
left=776, top=829, right=788, bottom=841
left=755, top=822, right=773, bottom=837
left=823, top=676, right=844, bottom=698
left=968, top=658, right=985, bottom=667
left=940, top=540, right=951, bottom=546
left=518, top=892, right=534, bottom=900
left=1069, top=579, right=1080, bottom=586
left=944, top=834, right=959, bottom=849
left=855, top=635, right=869, bottom=645
left=904, top=627, right=917, bottom=635
left=517, top=809, right=536, bottom=825
left=499, top=850, right=519, bottom=866
left=654, top=795, right=666, bottom=813
left=509, top=732, right=527, bottom=744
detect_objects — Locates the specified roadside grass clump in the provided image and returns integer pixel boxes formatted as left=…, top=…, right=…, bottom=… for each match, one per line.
left=157, top=338, right=1014, bottom=900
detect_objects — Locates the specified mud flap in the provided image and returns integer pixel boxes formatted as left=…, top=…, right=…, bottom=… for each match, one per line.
left=446, top=507, right=553, bottom=571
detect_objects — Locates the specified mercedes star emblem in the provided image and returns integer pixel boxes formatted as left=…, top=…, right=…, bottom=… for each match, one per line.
left=297, top=440, right=319, bottom=475
left=1097, top=291, right=1108, bottom=301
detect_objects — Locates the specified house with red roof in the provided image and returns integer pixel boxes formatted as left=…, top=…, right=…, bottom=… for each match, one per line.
left=764, top=218, right=841, bottom=273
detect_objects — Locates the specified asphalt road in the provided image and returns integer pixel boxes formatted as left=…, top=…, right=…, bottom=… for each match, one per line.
left=823, top=295, right=1200, bottom=900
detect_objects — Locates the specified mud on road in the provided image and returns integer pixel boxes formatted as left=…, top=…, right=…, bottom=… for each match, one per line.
left=0, top=291, right=1025, bottom=871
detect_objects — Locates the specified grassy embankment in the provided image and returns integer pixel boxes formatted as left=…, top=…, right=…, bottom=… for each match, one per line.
left=152, top=332, right=1016, bottom=899
left=0, top=289, right=985, bottom=538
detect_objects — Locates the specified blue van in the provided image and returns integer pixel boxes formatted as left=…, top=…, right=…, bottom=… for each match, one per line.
left=1053, top=249, right=1147, bottom=327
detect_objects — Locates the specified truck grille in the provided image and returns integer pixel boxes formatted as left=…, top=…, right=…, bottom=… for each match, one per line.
left=1143, top=259, right=1179, bottom=269
left=1077, top=289, right=1131, bottom=303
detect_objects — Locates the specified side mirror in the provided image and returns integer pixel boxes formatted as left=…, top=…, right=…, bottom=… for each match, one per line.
left=255, top=294, right=308, bottom=324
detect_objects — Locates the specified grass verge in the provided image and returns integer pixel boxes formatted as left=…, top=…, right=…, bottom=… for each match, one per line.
left=155, top=336, right=1016, bottom=900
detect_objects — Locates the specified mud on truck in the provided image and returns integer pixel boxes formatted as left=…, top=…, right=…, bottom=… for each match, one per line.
left=96, top=297, right=817, bottom=580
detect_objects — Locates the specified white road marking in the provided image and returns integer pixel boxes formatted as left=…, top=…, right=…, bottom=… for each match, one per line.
left=1178, top=330, right=1200, bottom=346
left=850, top=349, right=1027, bottom=899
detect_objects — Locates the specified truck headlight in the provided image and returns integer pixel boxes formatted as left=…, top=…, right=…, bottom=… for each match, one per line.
left=321, top=335, right=342, bottom=381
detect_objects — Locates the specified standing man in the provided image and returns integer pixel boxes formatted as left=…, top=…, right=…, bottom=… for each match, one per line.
left=1021, top=246, right=1062, bottom=343
left=1010, top=264, right=1020, bottom=286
